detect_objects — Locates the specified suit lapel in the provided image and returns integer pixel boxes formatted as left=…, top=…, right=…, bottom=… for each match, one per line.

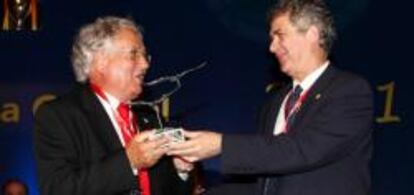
left=289, top=65, right=339, bottom=131
left=79, top=85, right=124, bottom=152
left=132, top=105, right=161, bottom=131
left=264, top=85, right=291, bottom=135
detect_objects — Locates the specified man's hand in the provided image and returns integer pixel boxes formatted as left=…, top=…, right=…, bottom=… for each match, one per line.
left=126, top=130, right=169, bottom=169
left=173, top=157, right=194, bottom=173
left=167, top=130, right=222, bottom=162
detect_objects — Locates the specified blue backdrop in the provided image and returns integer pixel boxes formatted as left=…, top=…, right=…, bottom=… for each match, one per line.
left=1, top=0, right=413, bottom=194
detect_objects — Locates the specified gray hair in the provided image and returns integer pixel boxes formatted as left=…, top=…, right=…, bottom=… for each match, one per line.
left=71, top=16, right=143, bottom=82
left=269, top=0, right=337, bottom=54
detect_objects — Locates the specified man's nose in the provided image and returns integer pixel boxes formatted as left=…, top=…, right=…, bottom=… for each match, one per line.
left=269, top=37, right=280, bottom=54
left=138, top=56, right=150, bottom=69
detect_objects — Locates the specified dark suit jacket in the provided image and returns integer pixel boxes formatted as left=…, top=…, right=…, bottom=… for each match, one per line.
left=221, top=65, right=373, bottom=195
left=33, top=84, right=192, bottom=195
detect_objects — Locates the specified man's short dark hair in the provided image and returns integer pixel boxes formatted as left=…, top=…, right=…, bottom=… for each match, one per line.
left=268, top=0, right=337, bottom=53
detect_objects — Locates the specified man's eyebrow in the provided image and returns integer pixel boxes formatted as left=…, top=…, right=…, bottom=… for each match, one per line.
left=269, top=29, right=281, bottom=38
left=270, top=28, right=281, bottom=35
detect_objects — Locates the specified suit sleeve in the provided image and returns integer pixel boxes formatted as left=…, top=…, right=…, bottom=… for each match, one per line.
left=135, top=105, right=194, bottom=195
left=33, top=103, right=137, bottom=195
left=221, top=76, right=373, bottom=175
left=158, top=157, right=194, bottom=195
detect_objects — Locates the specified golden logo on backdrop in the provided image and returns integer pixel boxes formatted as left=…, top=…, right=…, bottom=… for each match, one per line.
left=2, top=0, right=38, bottom=31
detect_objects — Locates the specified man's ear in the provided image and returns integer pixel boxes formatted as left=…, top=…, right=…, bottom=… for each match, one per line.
left=306, top=25, right=320, bottom=44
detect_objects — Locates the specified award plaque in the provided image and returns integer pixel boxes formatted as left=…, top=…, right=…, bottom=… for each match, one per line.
left=154, top=127, right=185, bottom=143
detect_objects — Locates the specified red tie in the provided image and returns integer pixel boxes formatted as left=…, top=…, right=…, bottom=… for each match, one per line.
left=117, top=103, right=151, bottom=195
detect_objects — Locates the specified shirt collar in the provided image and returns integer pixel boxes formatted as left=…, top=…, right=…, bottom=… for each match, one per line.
left=293, top=60, right=330, bottom=92
left=101, top=90, right=121, bottom=109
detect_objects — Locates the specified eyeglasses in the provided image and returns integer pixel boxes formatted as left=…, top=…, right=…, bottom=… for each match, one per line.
left=108, top=47, right=152, bottom=63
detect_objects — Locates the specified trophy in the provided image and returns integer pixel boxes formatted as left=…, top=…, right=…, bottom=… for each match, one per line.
left=2, top=0, right=39, bottom=31
left=130, top=61, right=208, bottom=143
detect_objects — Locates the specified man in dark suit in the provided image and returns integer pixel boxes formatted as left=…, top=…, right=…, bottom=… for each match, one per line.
left=34, top=16, right=193, bottom=195
left=168, top=0, right=374, bottom=195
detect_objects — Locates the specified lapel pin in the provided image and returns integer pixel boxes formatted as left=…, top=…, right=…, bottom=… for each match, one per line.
left=315, top=93, right=321, bottom=100
left=143, top=118, right=149, bottom=123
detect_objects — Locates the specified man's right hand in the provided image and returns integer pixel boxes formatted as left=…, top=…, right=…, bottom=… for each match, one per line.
left=125, top=130, right=169, bottom=169
left=167, top=130, right=222, bottom=162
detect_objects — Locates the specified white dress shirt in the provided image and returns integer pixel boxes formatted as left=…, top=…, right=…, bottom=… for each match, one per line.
left=95, top=91, right=139, bottom=174
left=95, top=90, right=189, bottom=179
left=273, top=61, right=330, bottom=135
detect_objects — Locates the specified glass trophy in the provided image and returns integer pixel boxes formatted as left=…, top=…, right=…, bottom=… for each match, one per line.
left=150, top=105, right=185, bottom=144
left=130, top=61, right=207, bottom=144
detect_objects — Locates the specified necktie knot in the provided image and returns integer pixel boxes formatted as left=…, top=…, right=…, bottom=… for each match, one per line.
left=292, top=85, right=303, bottom=98
left=117, top=103, right=130, bottom=122
left=285, top=85, right=303, bottom=119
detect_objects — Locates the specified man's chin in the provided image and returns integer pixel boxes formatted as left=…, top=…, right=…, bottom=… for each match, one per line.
left=280, top=64, right=289, bottom=73
left=126, top=87, right=142, bottom=101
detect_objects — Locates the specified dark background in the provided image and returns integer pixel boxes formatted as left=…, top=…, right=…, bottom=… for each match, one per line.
left=1, top=0, right=412, bottom=194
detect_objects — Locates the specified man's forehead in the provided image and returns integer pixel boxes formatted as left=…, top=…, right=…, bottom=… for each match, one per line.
left=270, top=17, right=285, bottom=32
left=114, top=31, right=145, bottom=48
left=270, top=13, right=293, bottom=29
left=273, top=13, right=290, bottom=24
